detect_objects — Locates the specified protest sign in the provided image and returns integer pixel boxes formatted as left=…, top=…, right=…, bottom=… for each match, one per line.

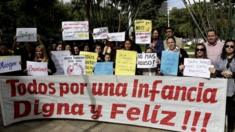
left=26, top=61, right=48, bottom=76
left=93, top=27, right=108, bottom=40
left=183, top=58, right=211, bottom=78
left=0, top=75, right=227, bottom=132
left=0, top=56, right=21, bottom=73
left=137, top=53, right=157, bottom=69
left=115, top=50, right=137, bottom=75
left=64, top=56, right=86, bottom=75
left=16, top=28, right=37, bottom=42
left=108, top=32, right=125, bottom=42
left=94, top=62, right=113, bottom=75
left=80, top=51, right=98, bottom=75
left=160, top=51, right=179, bottom=76
left=62, top=21, right=89, bottom=40
left=135, top=32, right=151, bottom=44
left=51, top=51, right=71, bottom=75
left=135, top=20, right=152, bottom=44
left=134, top=20, right=152, bottom=32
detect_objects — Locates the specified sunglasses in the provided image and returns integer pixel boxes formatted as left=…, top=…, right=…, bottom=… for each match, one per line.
left=225, top=45, right=234, bottom=48
left=196, top=48, right=205, bottom=51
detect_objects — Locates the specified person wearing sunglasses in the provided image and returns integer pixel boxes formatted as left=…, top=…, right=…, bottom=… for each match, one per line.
left=179, top=43, right=208, bottom=72
left=194, top=43, right=208, bottom=59
left=210, top=39, right=235, bottom=132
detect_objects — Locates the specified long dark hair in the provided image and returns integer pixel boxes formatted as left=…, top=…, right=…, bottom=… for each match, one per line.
left=194, top=43, right=207, bottom=59
left=221, top=39, right=235, bottom=60
left=123, top=38, right=134, bottom=50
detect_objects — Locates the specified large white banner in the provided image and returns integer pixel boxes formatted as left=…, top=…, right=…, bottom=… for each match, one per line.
left=26, top=61, right=48, bottom=76
left=137, top=53, right=157, bottom=68
left=183, top=58, right=211, bottom=78
left=51, top=51, right=71, bottom=75
left=0, top=56, right=21, bottom=73
left=63, top=56, right=85, bottom=75
left=62, top=21, right=89, bottom=41
left=16, top=28, right=37, bottom=42
left=0, top=76, right=227, bottom=132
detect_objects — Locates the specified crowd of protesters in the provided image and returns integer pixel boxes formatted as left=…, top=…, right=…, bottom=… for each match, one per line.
left=0, top=27, right=235, bottom=131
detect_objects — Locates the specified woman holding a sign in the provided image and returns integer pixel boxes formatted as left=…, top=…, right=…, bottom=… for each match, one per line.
left=160, top=36, right=188, bottom=76
left=210, top=40, right=235, bottom=132
left=140, top=47, right=159, bottom=76
left=34, top=45, right=56, bottom=75
left=194, top=43, right=208, bottom=59
left=179, top=43, right=209, bottom=74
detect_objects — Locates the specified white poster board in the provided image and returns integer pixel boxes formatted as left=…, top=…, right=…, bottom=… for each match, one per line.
left=51, top=51, right=71, bottom=75
left=135, top=32, right=151, bottom=44
left=16, top=28, right=37, bottom=42
left=26, top=61, right=48, bottom=76
left=137, top=53, right=157, bottom=68
left=108, top=32, right=125, bottom=42
left=93, top=27, right=109, bottom=40
left=183, top=58, right=211, bottom=78
left=63, top=56, right=86, bottom=75
left=0, top=56, right=21, bottom=73
left=62, top=21, right=89, bottom=41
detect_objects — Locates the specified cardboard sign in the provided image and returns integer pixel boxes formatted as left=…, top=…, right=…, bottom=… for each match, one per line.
left=94, top=62, right=113, bottom=75
left=93, top=27, right=109, bottom=40
left=51, top=51, right=71, bottom=75
left=108, top=32, right=125, bottom=42
left=183, top=58, right=211, bottom=78
left=16, top=28, right=37, bottom=42
left=115, top=50, right=137, bottom=75
left=0, top=56, right=21, bottom=73
left=137, top=53, right=157, bottom=68
left=160, top=51, right=179, bottom=76
left=62, top=21, right=89, bottom=40
left=134, top=20, right=152, bottom=32
left=135, top=20, right=152, bottom=44
left=79, top=51, right=98, bottom=75
left=64, top=56, right=86, bottom=75
left=26, top=61, right=48, bottom=76
left=0, top=76, right=227, bottom=132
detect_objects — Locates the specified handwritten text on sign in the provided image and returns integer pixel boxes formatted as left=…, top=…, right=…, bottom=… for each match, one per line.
left=26, top=61, right=48, bottom=76
left=137, top=53, right=157, bottom=68
left=0, top=76, right=226, bottom=132
left=160, top=51, right=179, bottom=76
left=16, top=28, right=37, bottom=42
left=183, top=58, right=211, bottom=78
left=115, top=50, right=137, bottom=75
left=63, top=56, right=85, bottom=75
left=108, top=32, right=125, bottom=42
left=93, top=27, right=108, bottom=40
left=62, top=21, right=89, bottom=40
left=0, top=56, right=21, bottom=73
left=79, top=51, right=98, bottom=75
